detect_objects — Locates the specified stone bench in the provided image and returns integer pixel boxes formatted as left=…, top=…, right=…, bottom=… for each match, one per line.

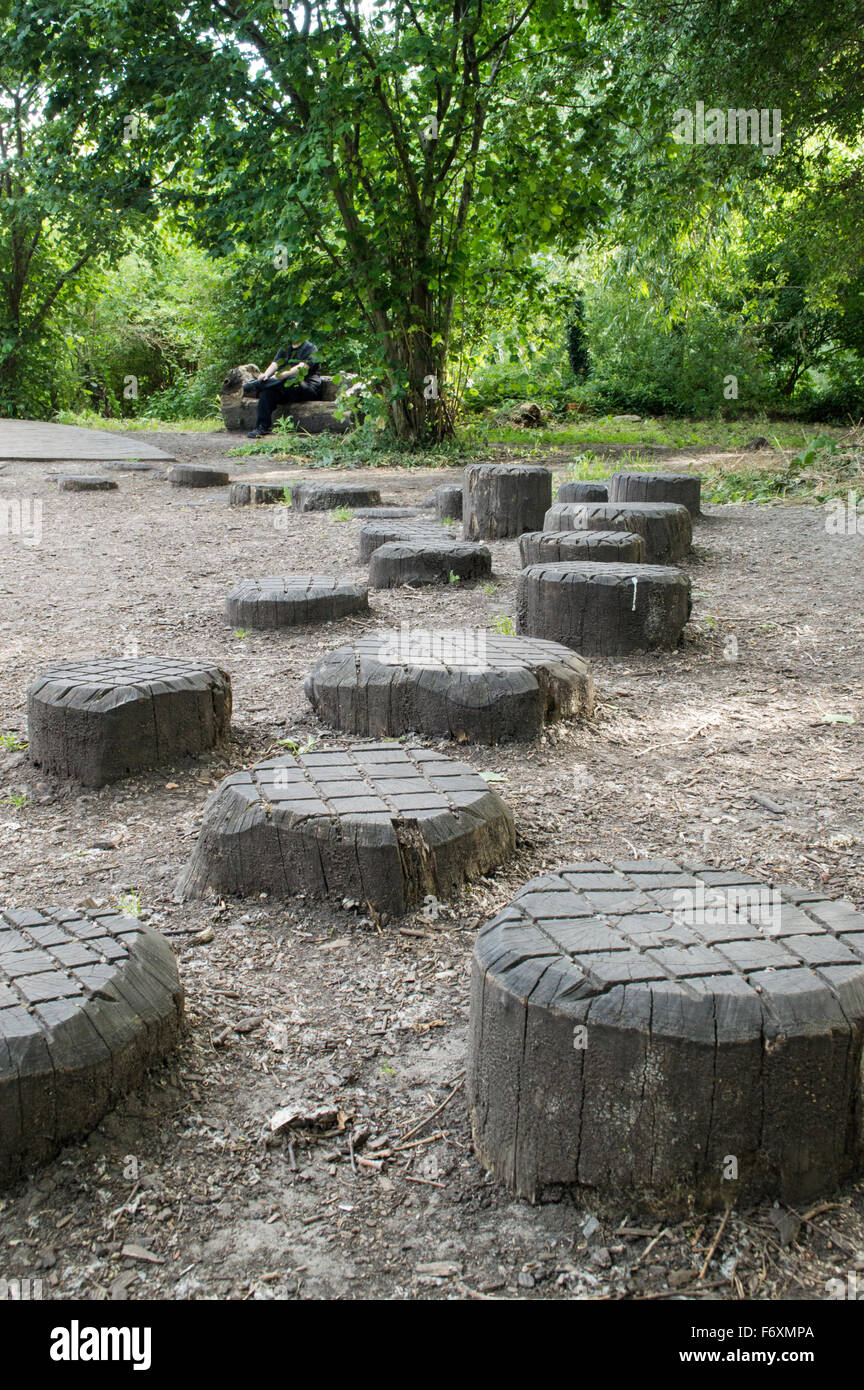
left=467, top=861, right=864, bottom=1209
left=517, top=562, right=691, bottom=655
left=225, top=575, right=369, bottom=629
left=543, top=501, right=692, bottom=564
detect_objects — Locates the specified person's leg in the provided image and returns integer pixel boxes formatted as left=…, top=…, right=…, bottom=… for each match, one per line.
left=254, top=382, right=290, bottom=432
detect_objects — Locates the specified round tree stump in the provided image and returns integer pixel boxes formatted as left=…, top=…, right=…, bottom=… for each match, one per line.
left=28, top=658, right=232, bottom=787
left=358, top=521, right=453, bottom=563
left=519, top=530, right=646, bottom=566
left=305, top=633, right=595, bottom=742
left=433, top=483, right=463, bottom=522
left=517, top=562, right=691, bottom=655
left=168, top=464, right=230, bottom=488
left=543, top=501, right=692, bottom=563
left=369, top=540, right=491, bottom=588
left=229, top=482, right=289, bottom=507
left=103, top=460, right=157, bottom=473
left=463, top=464, right=552, bottom=540
left=609, top=470, right=702, bottom=516
left=225, top=575, right=369, bottom=629
left=57, top=476, right=118, bottom=492
left=556, top=480, right=608, bottom=503
left=0, top=905, right=183, bottom=1184
left=467, top=861, right=864, bottom=1209
left=291, top=481, right=381, bottom=512
left=352, top=506, right=421, bottom=519
left=176, top=743, right=516, bottom=916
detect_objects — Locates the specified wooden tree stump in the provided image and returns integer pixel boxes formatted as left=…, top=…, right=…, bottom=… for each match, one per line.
left=167, top=464, right=231, bottom=488
left=225, top=575, right=369, bottom=629
left=433, top=483, right=463, bottom=521
left=0, top=905, right=183, bottom=1184
left=519, top=530, right=646, bottom=566
left=556, top=480, right=608, bottom=503
left=305, top=633, right=595, bottom=742
left=352, top=506, right=421, bottom=519
left=543, top=501, right=692, bottom=563
left=463, top=464, right=552, bottom=540
left=28, top=658, right=232, bottom=787
left=176, top=743, right=516, bottom=916
left=468, top=861, right=864, bottom=1209
left=291, top=481, right=381, bottom=512
left=358, top=521, right=451, bottom=562
left=229, top=482, right=289, bottom=507
left=57, top=476, right=118, bottom=492
left=369, top=540, right=492, bottom=588
left=609, top=470, right=702, bottom=516
left=517, top=562, right=691, bottom=655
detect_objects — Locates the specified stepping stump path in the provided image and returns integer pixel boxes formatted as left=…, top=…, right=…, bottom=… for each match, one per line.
left=291, top=481, right=381, bottom=512
left=177, top=743, right=516, bottom=916
left=543, top=501, right=692, bottom=563
left=168, top=464, right=230, bottom=488
left=433, top=483, right=463, bottom=522
left=229, top=482, right=289, bottom=507
left=0, top=906, right=183, bottom=1184
left=467, top=861, right=864, bottom=1209
left=609, top=469, right=702, bottom=517
left=225, top=575, right=369, bottom=629
left=28, top=658, right=232, bottom=787
left=556, top=480, right=609, bottom=503
left=358, top=520, right=453, bottom=563
left=519, top=529, right=646, bottom=566
left=517, top=562, right=691, bottom=656
left=305, top=632, right=595, bottom=742
left=369, top=539, right=491, bottom=588
left=57, top=476, right=118, bottom=492
left=463, top=463, right=552, bottom=540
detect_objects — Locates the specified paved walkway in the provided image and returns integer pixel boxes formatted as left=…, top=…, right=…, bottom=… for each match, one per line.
left=0, top=419, right=175, bottom=462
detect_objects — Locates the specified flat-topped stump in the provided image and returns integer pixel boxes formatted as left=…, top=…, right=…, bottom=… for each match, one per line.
left=433, top=483, right=463, bottom=522
left=304, top=632, right=595, bottom=742
left=0, top=906, right=183, bottom=1184
left=464, top=463, right=552, bottom=540
left=519, top=529, right=647, bottom=566
left=291, top=481, right=381, bottom=512
left=543, top=501, right=692, bottom=563
left=229, top=482, right=289, bottom=507
left=517, top=562, right=691, bottom=655
left=358, top=520, right=452, bottom=562
left=556, top=480, right=608, bottom=503
left=468, top=861, right=864, bottom=1209
left=352, top=506, right=421, bottom=519
left=370, top=539, right=491, bottom=588
left=609, top=470, right=702, bottom=516
left=27, top=658, right=232, bottom=786
left=57, top=476, right=118, bottom=492
left=176, top=743, right=516, bottom=916
left=168, top=464, right=230, bottom=488
left=225, top=575, right=369, bottom=629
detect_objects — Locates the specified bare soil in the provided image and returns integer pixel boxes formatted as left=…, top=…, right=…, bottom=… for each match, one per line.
left=1, top=431, right=863, bottom=1302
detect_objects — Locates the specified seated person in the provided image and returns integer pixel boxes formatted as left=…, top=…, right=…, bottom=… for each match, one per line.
left=243, top=324, right=323, bottom=436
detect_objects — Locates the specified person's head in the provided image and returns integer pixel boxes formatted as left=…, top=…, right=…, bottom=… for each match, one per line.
left=289, top=318, right=301, bottom=344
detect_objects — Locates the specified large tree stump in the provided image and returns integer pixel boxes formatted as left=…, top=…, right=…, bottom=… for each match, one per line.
left=556, top=480, right=608, bottom=503
left=369, top=539, right=491, bottom=588
left=225, top=575, right=368, bottom=629
left=543, top=501, right=692, bottom=563
left=291, top=481, right=381, bottom=512
left=463, top=464, right=552, bottom=540
left=28, top=658, right=231, bottom=787
left=0, top=905, right=183, bottom=1184
left=358, top=521, right=451, bottom=563
left=517, top=562, right=691, bottom=655
left=176, top=743, right=516, bottom=916
left=305, top=633, right=595, bottom=742
left=468, top=861, right=864, bottom=1209
left=519, top=530, right=646, bottom=566
left=609, top=470, right=702, bottom=517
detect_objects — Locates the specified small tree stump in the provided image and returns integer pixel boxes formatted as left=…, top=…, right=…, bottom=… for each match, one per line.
left=291, top=481, right=380, bottom=512
left=28, top=658, right=231, bottom=787
left=176, top=743, right=516, bottom=915
left=467, top=861, right=864, bottom=1209
left=609, top=470, right=702, bottom=516
left=433, top=483, right=463, bottom=521
left=57, top=476, right=118, bottom=492
left=0, top=905, right=183, bottom=1184
left=519, top=530, right=646, bottom=566
left=543, top=501, right=692, bottom=563
left=225, top=575, right=369, bottom=629
left=556, top=480, right=608, bottom=503
left=102, top=460, right=157, bottom=473
left=168, top=464, right=230, bottom=488
left=517, top=562, right=691, bottom=655
left=229, top=482, right=289, bottom=507
left=369, top=540, right=492, bottom=588
left=463, top=464, right=552, bottom=540
left=358, top=521, right=453, bottom=562
left=305, top=633, right=595, bottom=742
left=352, top=506, right=421, bottom=519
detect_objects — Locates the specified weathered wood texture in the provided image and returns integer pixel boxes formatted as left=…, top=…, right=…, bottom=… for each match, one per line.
left=369, top=539, right=492, bottom=588
left=517, top=562, right=691, bottom=656
left=463, top=464, right=552, bottom=540
left=358, top=521, right=451, bottom=562
left=177, top=743, right=516, bottom=915
left=352, top=506, right=421, bottom=519
left=556, top=481, right=609, bottom=503
left=167, top=464, right=231, bottom=488
left=609, top=470, right=702, bottom=516
left=305, top=633, right=595, bottom=742
left=225, top=575, right=369, bottom=629
left=467, top=862, right=864, bottom=1210
left=28, top=658, right=232, bottom=787
left=291, top=481, right=380, bottom=512
left=0, top=906, right=183, bottom=1184
left=543, top=501, right=692, bottom=563
left=433, top=483, right=463, bottom=522
left=57, top=476, right=118, bottom=492
left=518, top=530, right=646, bottom=566
left=229, top=482, right=290, bottom=507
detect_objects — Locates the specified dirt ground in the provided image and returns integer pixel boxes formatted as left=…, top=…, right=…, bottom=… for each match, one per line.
left=0, top=429, right=863, bottom=1302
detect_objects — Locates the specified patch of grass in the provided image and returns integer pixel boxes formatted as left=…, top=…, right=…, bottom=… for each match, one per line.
left=233, top=628, right=251, bottom=639
left=491, top=614, right=515, bottom=636
left=277, top=736, right=317, bottom=755
left=448, top=570, right=461, bottom=584
left=115, top=891, right=142, bottom=917
left=0, top=732, right=27, bottom=751
left=482, top=581, right=498, bottom=594
left=331, top=506, right=353, bottom=521
left=2, top=791, right=27, bottom=808
left=55, top=410, right=220, bottom=433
